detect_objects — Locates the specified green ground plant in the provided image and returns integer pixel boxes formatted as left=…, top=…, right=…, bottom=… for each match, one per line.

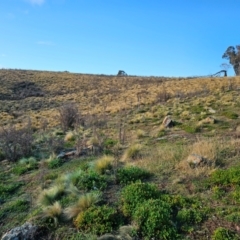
left=211, top=227, right=240, bottom=240
left=75, top=170, right=108, bottom=191
left=116, top=166, right=152, bottom=185
left=74, top=205, right=121, bottom=235
left=120, top=182, right=160, bottom=217
left=133, top=199, right=177, bottom=240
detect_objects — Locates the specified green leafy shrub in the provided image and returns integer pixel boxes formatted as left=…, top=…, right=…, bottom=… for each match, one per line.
left=120, top=182, right=160, bottom=217
left=211, top=227, right=239, bottom=240
left=212, top=186, right=226, bottom=200
left=133, top=199, right=177, bottom=240
left=116, top=166, right=152, bottom=185
left=208, top=165, right=240, bottom=186
left=12, top=165, right=29, bottom=175
left=48, top=158, right=63, bottom=169
left=225, top=212, right=240, bottom=224
left=206, top=165, right=240, bottom=202
left=76, top=171, right=107, bottom=191
left=74, top=205, right=121, bottom=235
left=231, top=186, right=240, bottom=204
left=176, top=208, right=206, bottom=232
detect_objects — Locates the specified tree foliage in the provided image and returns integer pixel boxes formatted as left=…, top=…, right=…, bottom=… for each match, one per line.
left=222, top=45, right=240, bottom=76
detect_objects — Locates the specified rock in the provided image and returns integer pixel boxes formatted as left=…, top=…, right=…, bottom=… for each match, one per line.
left=198, top=116, right=216, bottom=126
left=119, top=225, right=135, bottom=240
left=162, top=116, right=174, bottom=128
left=186, top=154, right=207, bottom=167
left=1, top=222, right=38, bottom=240
left=57, top=148, right=76, bottom=159
left=98, top=234, right=118, bottom=240
left=208, top=107, right=216, bottom=114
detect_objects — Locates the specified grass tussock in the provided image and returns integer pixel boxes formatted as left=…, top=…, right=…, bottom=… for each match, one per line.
left=122, top=143, right=143, bottom=162
left=136, top=129, right=146, bottom=139
left=42, top=201, right=63, bottom=226
left=38, top=184, right=65, bottom=207
left=94, top=155, right=114, bottom=174
left=64, top=191, right=101, bottom=219
left=64, top=131, right=75, bottom=142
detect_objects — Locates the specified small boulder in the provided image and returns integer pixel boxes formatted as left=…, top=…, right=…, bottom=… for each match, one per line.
left=186, top=154, right=207, bottom=167
left=162, top=116, right=174, bottom=128
left=98, top=234, right=118, bottom=240
left=198, top=116, right=216, bottom=126
left=208, top=107, right=216, bottom=114
left=1, top=222, right=38, bottom=240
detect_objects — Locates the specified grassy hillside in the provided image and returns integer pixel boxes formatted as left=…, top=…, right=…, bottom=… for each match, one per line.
left=0, top=69, right=240, bottom=239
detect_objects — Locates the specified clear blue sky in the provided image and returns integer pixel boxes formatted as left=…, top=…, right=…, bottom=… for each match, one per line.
left=0, top=0, right=239, bottom=76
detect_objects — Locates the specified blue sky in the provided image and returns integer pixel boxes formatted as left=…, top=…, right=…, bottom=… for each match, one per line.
left=0, top=0, right=239, bottom=76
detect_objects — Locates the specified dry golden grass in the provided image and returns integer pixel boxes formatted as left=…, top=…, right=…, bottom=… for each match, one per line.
left=135, top=143, right=189, bottom=175
left=94, top=155, right=114, bottom=174
left=1, top=69, right=240, bottom=130
left=121, top=143, right=143, bottom=162
left=64, top=131, right=75, bottom=142
left=175, top=138, right=230, bottom=180
left=136, top=129, right=146, bottom=138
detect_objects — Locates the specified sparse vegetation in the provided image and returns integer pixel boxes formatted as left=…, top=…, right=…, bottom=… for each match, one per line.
left=1, top=69, right=240, bottom=238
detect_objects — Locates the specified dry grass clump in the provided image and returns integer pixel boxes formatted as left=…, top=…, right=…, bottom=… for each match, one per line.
left=42, top=201, right=63, bottom=226
left=38, top=184, right=65, bottom=207
left=136, top=144, right=189, bottom=175
left=136, top=129, right=146, bottom=139
left=64, top=192, right=101, bottom=219
left=64, top=170, right=83, bottom=186
left=64, top=131, right=75, bottom=142
left=122, top=143, right=143, bottom=162
left=94, top=155, right=114, bottom=174
left=176, top=138, right=224, bottom=179
left=190, top=138, right=218, bottom=163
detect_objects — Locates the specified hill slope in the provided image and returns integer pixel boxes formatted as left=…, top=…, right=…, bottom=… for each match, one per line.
left=1, top=69, right=240, bottom=239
